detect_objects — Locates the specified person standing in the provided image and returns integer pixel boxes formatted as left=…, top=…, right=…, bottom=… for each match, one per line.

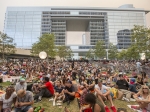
left=136, top=61, right=142, bottom=73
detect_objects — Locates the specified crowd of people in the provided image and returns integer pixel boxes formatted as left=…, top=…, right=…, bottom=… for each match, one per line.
left=0, top=59, right=150, bottom=112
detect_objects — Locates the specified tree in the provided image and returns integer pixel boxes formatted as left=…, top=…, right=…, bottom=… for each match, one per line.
left=131, top=25, right=150, bottom=59
left=31, top=34, right=56, bottom=58
left=108, top=43, right=118, bottom=60
left=67, top=48, right=74, bottom=59
left=117, top=50, right=127, bottom=60
left=57, top=46, right=73, bottom=59
left=0, top=31, right=16, bottom=60
left=94, top=40, right=106, bottom=59
left=126, top=44, right=139, bottom=59
left=86, top=49, right=94, bottom=59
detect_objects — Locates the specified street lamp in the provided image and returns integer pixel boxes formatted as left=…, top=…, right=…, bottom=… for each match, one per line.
left=39, top=51, right=47, bottom=59
left=106, top=49, right=108, bottom=60
left=140, top=53, right=146, bottom=60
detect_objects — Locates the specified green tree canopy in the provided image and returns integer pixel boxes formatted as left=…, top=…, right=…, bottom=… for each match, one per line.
left=94, top=40, right=106, bottom=59
left=0, top=31, right=16, bottom=59
left=117, top=50, right=127, bottom=60
left=131, top=25, right=150, bottom=58
left=108, top=43, right=118, bottom=60
left=31, top=34, right=56, bottom=58
left=126, top=44, right=139, bottom=59
left=86, top=49, right=94, bottom=59
left=57, top=46, right=73, bottom=59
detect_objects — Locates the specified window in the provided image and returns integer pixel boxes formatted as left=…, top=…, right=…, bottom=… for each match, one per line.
left=34, top=12, right=41, bottom=14
left=26, top=12, right=33, bottom=14
left=8, top=11, right=17, bottom=15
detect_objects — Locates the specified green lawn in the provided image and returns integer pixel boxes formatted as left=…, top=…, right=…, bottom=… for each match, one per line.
left=1, top=82, right=137, bottom=112
left=34, top=98, right=137, bottom=112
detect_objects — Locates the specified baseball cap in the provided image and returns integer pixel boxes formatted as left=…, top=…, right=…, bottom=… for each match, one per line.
left=66, top=80, right=72, bottom=84
left=130, top=78, right=135, bottom=84
left=20, top=78, right=25, bottom=82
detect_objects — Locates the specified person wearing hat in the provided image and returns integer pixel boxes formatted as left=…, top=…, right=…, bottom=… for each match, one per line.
left=63, top=80, right=75, bottom=105
left=95, top=79, right=117, bottom=112
left=129, top=78, right=138, bottom=93
left=15, top=89, right=34, bottom=112
left=15, top=78, right=27, bottom=92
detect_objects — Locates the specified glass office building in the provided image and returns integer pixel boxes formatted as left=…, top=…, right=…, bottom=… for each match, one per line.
left=4, top=4, right=150, bottom=59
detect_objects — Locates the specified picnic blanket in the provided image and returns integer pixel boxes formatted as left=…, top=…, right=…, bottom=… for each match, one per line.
left=127, top=105, right=143, bottom=112
left=3, top=76, right=20, bottom=82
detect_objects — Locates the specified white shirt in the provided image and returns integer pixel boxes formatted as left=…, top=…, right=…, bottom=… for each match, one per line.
left=95, top=84, right=109, bottom=94
left=15, top=83, right=27, bottom=92
left=0, top=92, right=17, bottom=109
left=136, top=62, right=141, bottom=67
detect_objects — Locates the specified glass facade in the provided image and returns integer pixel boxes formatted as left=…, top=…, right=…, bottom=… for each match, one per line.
left=5, top=11, right=42, bottom=48
left=107, top=12, right=145, bottom=49
left=4, top=6, right=147, bottom=51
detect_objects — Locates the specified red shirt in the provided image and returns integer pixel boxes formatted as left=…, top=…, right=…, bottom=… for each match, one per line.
left=45, top=82, right=54, bottom=95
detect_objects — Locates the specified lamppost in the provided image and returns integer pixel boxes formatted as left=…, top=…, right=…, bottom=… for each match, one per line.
left=39, top=51, right=47, bottom=59
left=106, top=49, right=108, bottom=60
left=140, top=53, right=146, bottom=60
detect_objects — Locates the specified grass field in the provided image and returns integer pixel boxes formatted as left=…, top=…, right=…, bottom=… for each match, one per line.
left=1, top=82, right=137, bottom=112
left=34, top=98, right=137, bottom=112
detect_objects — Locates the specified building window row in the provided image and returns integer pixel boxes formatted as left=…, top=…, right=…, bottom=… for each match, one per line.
left=42, top=11, right=70, bottom=15
left=79, top=12, right=106, bottom=15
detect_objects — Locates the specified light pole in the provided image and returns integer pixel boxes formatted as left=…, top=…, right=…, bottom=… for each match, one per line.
left=39, top=51, right=47, bottom=59
left=106, top=49, right=108, bottom=60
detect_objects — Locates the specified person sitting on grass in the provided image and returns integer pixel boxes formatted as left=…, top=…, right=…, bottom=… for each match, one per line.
left=116, top=74, right=133, bottom=102
left=64, top=93, right=105, bottom=112
left=15, top=78, right=27, bottom=92
left=26, top=72, right=33, bottom=83
left=34, top=77, right=54, bottom=103
left=63, top=80, right=75, bottom=105
left=53, top=80, right=64, bottom=106
left=95, top=79, right=117, bottom=112
left=15, top=89, right=34, bottom=112
left=129, top=78, right=138, bottom=93
left=83, top=93, right=105, bottom=112
left=132, top=85, right=150, bottom=111
left=0, top=86, right=16, bottom=112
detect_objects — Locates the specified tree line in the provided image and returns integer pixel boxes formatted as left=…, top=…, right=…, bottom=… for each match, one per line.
left=86, top=25, right=150, bottom=60
left=0, top=25, right=150, bottom=60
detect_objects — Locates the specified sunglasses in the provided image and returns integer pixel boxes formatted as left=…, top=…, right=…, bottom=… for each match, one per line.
left=142, top=88, right=148, bottom=90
